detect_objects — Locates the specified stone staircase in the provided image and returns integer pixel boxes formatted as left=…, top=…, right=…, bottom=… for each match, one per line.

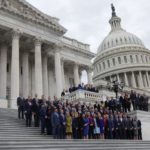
left=0, top=108, right=150, bottom=150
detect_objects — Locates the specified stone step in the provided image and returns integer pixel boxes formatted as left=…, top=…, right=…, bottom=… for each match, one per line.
left=0, top=141, right=150, bottom=146
left=0, top=144, right=150, bottom=150
left=0, top=108, right=150, bottom=150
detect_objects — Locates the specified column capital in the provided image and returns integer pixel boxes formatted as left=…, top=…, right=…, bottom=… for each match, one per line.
left=34, top=37, right=42, bottom=46
left=52, top=42, right=63, bottom=53
left=12, top=29, right=21, bottom=39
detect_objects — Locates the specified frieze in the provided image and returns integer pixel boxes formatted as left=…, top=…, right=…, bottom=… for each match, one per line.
left=0, top=0, right=66, bottom=34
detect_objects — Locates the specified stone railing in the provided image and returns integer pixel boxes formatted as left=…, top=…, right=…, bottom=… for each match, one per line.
left=62, top=36, right=90, bottom=51
left=63, top=90, right=106, bottom=103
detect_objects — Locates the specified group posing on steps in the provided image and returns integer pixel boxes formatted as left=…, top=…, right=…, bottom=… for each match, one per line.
left=17, top=91, right=143, bottom=140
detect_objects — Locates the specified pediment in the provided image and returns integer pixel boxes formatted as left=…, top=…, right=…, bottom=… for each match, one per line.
left=0, top=0, right=67, bottom=35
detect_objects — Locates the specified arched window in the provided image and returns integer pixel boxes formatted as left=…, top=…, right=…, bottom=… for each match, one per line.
left=112, top=40, right=114, bottom=46
left=108, top=42, right=110, bottom=47
left=120, top=38, right=122, bottom=44
left=118, top=57, right=121, bottom=64
left=124, top=56, right=127, bottom=63
left=112, top=58, right=115, bottom=66
left=130, top=55, right=133, bottom=63
left=103, top=62, right=105, bottom=70
left=124, top=37, right=127, bottom=43
left=116, top=39, right=118, bottom=45
left=99, top=64, right=101, bottom=71
left=107, top=60, right=110, bottom=68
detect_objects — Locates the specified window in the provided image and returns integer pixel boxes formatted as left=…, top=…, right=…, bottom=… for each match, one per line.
left=107, top=60, right=110, bottom=68
left=124, top=56, right=127, bottom=63
left=130, top=55, right=133, bottom=63
left=112, top=58, right=115, bottom=66
left=136, top=55, right=139, bottom=63
left=103, top=62, right=105, bottom=70
left=120, top=38, right=122, bottom=43
left=99, top=64, right=101, bottom=71
left=118, top=57, right=121, bottom=64
left=96, top=65, right=98, bottom=72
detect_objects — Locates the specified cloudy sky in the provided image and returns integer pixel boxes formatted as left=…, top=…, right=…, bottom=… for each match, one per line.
left=27, top=0, right=150, bottom=83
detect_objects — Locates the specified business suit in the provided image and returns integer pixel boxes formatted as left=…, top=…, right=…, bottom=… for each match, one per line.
left=24, top=99, right=32, bottom=127
left=17, top=97, right=25, bottom=119
left=108, top=117, right=114, bottom=139
left=32, top=98, right=40, bottom=127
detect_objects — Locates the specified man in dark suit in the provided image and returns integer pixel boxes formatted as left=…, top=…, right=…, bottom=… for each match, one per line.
left=17, top=96, right=25, bottom=119
left=51, top=108, right=60, bottom=139
left=24, top=96, right=32, bottom=127
left=108, top=115, right=114, bottom=139
left=32, top=94, right=40, bottom=127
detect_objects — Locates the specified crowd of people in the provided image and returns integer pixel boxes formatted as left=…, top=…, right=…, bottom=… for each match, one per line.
left=17, top=90, right=147, bottom=140
left=61, top=83, right=98, bottom=96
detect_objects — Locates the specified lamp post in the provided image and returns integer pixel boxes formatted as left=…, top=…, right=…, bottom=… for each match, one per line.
left=107, top=77, right=124, bottom=98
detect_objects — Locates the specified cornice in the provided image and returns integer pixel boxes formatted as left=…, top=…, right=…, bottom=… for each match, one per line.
left=0, top=0, right=67, bottom=35
left=94, top=46, right=150, bottom=64
left=93, top=65, right=150, bottom=80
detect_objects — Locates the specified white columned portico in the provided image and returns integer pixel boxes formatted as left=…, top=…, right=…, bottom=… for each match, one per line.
left=34, top=38, right=43, bottom=97
left=55, top=49, right=63, bottom=98
left=131, top=72, right=136, bottom=88
left=22, top=52, right=29, bottom=98
left=42, top=55, right=49, bottom=98
left=74, top=63, right=80, bottom=86
left=87, top=68, right=93, bottom=84
left=10, top=30, right=20, bottom=108
left=124, top=72, right=129, bottom=86
left=139, top=71, right=144, bottom=89
left=0, top=45, right=7, bottom=99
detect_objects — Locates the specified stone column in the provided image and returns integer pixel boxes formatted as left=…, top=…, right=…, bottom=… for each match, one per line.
left=117, top=74, right=120, bottom=82
left=61, top=59, right=65, bottom=90
left=87, top=68, right=93, bottom=84
left=10, top=30, right=20, bottom=108
left=110, top=76, right=113, bottom=82
left=55, top=49, right=63, bottom=98
left=146, top=72, right=150, bottom=87
left=74, top=63, right=80, bottom=86
left=0, top=45, right=7, bottom=99
left=42, top=55, right=48, bottom=98
left=34, top=39, right=43, bottom=98
left=22, top=52, right=29, bottom=98
left=124, top=72, right=129, bottom=86
left=131, top=72, right=136, bottom=88
left=139, top=71, right=144, bottom=89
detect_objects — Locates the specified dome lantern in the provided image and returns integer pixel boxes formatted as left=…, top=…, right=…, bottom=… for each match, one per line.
left=109, top=4, right=122, bottom=32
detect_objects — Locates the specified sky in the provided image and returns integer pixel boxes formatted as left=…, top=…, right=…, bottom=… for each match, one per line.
left=27, top=0, right=150, bottom=83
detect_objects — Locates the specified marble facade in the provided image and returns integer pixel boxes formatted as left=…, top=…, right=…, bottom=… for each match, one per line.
left=0, top=0, right=95, bottom=108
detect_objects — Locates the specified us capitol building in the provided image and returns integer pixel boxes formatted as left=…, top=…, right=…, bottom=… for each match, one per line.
left=93, top=4, right=150, bottom=96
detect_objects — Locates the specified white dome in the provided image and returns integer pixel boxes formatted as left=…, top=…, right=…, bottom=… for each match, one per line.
left=97, top=7, right=145, bottom=53
left=98, top=29, right=145, bottom=53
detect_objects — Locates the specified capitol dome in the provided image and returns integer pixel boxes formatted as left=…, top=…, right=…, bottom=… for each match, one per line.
left=98, top=29, right=144, bottom=53
left=97, top=6, right=144, bottom=53
left=93, top=4, right=150, bottom=91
